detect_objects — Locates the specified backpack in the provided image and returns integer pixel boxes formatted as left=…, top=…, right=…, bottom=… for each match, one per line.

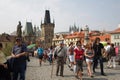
left=37, top=48, right=44, bottom=55
left=109, top=47, right=116, bottom=56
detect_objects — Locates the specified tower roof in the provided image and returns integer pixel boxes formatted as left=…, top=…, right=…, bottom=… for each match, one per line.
left=44, top=10, right=51, bottom=24
left=24, top=22, right=34, bottom=36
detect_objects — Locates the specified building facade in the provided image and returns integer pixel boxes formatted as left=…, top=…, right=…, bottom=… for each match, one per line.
left=110, top=27, right=120, bottom=46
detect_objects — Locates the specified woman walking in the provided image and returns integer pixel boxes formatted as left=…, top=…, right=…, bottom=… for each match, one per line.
left=84, top=43, right=94, bottom=77
left=74, top=41, right=84, bottom=80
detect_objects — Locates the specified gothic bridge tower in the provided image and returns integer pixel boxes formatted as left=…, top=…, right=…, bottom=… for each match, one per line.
left=41, top=10, right=55, bottom=48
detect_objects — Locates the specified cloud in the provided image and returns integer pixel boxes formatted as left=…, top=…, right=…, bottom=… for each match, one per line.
left=0, top=0, right=120, bottom=34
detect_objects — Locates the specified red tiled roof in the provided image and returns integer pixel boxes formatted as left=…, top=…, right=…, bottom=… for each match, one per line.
left=110, top=28, right=120, bottom=34
left=65, top=32, right=84, bottom=39
left=90, top=34, right=111, bottom=42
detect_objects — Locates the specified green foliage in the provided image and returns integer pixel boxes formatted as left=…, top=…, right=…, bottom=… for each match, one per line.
left=2, top=42, right=14, bottom=56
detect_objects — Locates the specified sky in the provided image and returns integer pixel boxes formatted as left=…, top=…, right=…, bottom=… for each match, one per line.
left=0, top=0, right=120, bottom=34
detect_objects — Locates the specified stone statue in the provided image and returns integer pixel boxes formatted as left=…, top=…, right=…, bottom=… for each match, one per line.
left=17, top=21, right=22, bottom=37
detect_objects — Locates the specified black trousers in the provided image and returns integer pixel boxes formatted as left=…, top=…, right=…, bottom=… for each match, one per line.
left=0, top=65, right=11, bottom=80
left=93, top=57, right=104, bottom=74
left=56, top=57, right=64, bottom=76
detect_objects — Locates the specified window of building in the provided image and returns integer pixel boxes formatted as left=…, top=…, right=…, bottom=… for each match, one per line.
left=117, top=35, right=119, bottom=39
left=105, top=38, right=109, bottom=41
left=115, top=42, right=116, bottom=46
left=117, top=42, right=120, bottom=46
left=114, top=35, right=116, bottom=39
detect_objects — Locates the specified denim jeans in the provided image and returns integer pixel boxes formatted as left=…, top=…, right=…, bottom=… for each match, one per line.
left=12, top=67, right=26, bottom=80
left=12, top=62, right=26, bottom=80
left=48, top=54, right=53, bottom=63
left=93, top=56, right=104, bottom=74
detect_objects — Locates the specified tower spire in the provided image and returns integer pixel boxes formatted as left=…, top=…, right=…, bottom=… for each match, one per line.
left=44, top=10, right=51, bottom=24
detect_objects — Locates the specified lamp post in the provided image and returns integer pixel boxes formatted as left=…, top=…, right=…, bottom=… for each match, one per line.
left=84, top=25, right=89, bottom=45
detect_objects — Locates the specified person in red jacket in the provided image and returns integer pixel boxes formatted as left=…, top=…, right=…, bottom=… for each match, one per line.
left=74, top=41, right=84, bottom=80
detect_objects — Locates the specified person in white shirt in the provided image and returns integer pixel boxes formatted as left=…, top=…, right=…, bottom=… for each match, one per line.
left=105, top=43, right=111, bottom=67
left=68, top=42, right=74, bottom=71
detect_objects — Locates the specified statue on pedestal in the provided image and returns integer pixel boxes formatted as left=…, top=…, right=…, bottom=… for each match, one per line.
left=17, top=21, right=22, bottom=38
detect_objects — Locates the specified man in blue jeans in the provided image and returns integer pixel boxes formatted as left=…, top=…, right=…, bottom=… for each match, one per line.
left=11, top=38, right=27, bottom=80
left=92, top=37, right=106, bottom=76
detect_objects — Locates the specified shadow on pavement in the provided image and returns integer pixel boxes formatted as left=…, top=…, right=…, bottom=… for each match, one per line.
left=64, top=74, right=76, bottom=77
left=107, top=72, right=120, bottom=76
left=27, top=66, right=40, bottom=67
left=83, top=78, right=108, bottom=80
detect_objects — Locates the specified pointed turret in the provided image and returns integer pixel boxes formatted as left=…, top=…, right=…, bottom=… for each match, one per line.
left=24, top=22, right=34, bottom=36
left=44, top=10, right=51, bottom=24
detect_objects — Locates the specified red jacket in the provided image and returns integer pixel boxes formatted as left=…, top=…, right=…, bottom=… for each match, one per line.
left=74, top=48, right=84, bottom=60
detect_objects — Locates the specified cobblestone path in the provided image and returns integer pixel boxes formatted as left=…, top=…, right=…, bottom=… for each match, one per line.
left=26, top=57, right=120, bottom=80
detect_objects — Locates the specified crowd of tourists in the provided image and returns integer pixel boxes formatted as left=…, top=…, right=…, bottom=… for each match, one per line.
left=51, top=37, right=119, bottom=80
left=0, top=37, right=120, bottom=80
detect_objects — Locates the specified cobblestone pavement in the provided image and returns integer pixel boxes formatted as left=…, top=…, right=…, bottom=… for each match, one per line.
left=26, top=57, right=120, bottom=80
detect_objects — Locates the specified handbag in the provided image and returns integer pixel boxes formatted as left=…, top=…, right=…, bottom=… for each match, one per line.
left=54, top=47, right=63, bottom=58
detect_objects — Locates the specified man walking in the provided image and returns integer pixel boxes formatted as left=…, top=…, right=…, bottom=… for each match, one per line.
left=92, top=37, right=106, bottom=76
left=53, top=42, right=67, bottom=77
